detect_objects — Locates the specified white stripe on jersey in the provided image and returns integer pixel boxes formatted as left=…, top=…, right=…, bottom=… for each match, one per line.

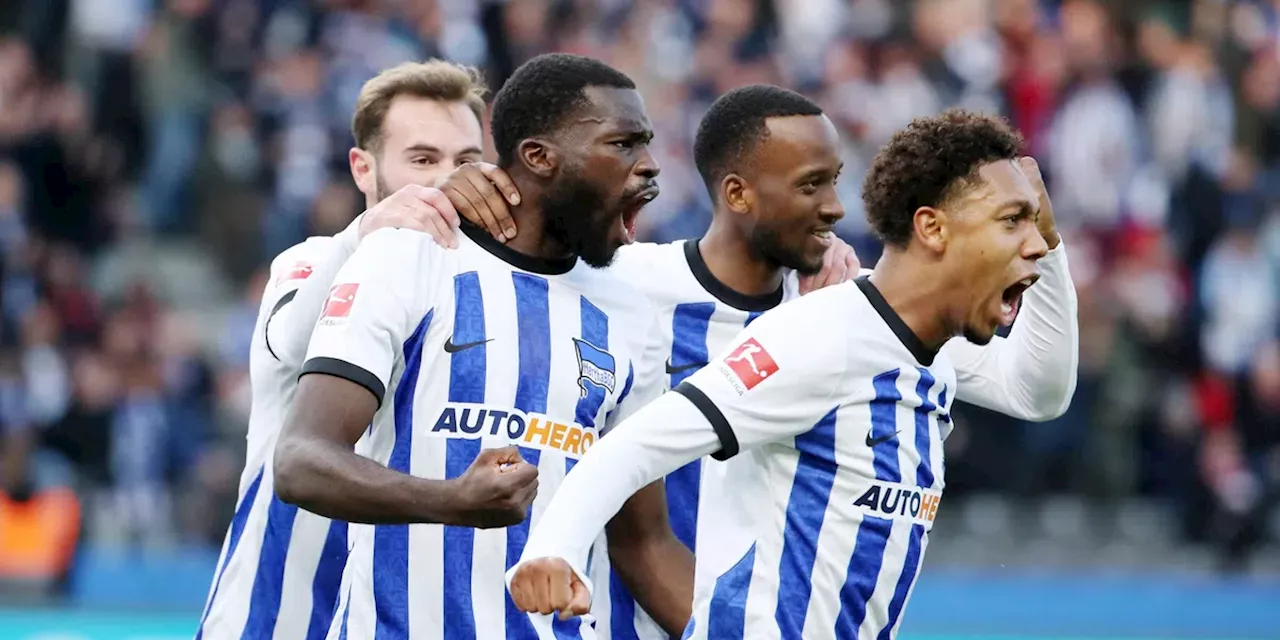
left=304, top=227, right=662, bottom=640
left=199, top=239, right=351, bottom=640
left=678, top=279, right=954, bottom=639
left=603, top=240, right=800, bottom=639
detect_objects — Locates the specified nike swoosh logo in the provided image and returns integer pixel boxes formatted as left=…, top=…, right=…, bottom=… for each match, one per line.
left=665, top=359, right=707, bottom=375
left=865, top=430, right=901, bottom=448
left=443, top=337, right=493, bottom=353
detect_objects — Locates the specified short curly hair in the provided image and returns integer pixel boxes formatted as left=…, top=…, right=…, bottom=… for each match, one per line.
left=862, top=109, right=1024, bottom=248
left=490, top=53, right=636, bottom=167
left=693, top=84, right=824, bottom=194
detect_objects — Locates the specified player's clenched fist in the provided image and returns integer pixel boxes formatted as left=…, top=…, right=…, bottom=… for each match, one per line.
left=508, top=557, right=591, bottom=621
left=447, top=446, right=538, bottom=528
left=358, top=183, right=462, bottom=248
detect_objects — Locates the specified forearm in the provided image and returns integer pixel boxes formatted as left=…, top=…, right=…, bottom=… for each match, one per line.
left=273, top=434, right=456, bottom=524
left=607, top=526, right=694, bottom=635
left=274, top=218, right=362, bottom=365
left=950, top=243, right=1079, bottom=421
left=514, top=392, right=721, bottom=586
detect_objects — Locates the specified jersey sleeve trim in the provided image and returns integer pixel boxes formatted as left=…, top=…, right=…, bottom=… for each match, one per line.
left=300, top=357, right=387, bottom=406
left=264, top=289, right=298, bottom=362
left=673, top=381, right=739, bottom=461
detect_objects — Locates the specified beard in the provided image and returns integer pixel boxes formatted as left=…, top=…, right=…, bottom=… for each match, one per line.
left=748, top=224, right=824, bottom=276
left=374, top=172, right=394, bottom=203
left=540, top=168, right=619, bottom=268
left=962, top=326, right=994, bottom=346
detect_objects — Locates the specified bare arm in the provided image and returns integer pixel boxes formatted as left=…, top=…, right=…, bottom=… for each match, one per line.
left=606, top=481, right=694, bottom=636
left=273, top=374, right=460, bottom=524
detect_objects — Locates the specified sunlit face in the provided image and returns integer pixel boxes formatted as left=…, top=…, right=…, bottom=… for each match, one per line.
left=738, top=114, right=845, bottom=275
left=351, top=95, right=484, bottom=205
left=939, top=160, right=1048, bottom=345
left=541, top=86, right=660, bottom=268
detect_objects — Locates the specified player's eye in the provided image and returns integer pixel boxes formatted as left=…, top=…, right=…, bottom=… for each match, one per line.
left=411, top=156, right=438, bottom=166
left=457, top=156, right=481, bottom=167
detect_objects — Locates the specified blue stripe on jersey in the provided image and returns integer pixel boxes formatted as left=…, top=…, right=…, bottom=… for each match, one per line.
left=509, top=273, right=583, bottom=639
left=305, top=520, right=348, bottom=640
left=707, top=542, right=756, bottom=638
left=774, top=407, right=840, bottom=634
left=604, top=362, right=634, bottom=425
left=443, top=271, right=487, bottom=640
left=337, top=583, right=352, bottom=640
left=876, top=524, right=925, bottom=640
left=745, top=310, right=763, bottom=326
left=666, top=302, right=715, bottom=551
left=241, top=494, right=299, bottom=637
left=833, top=516, right=894, bottom=637
left=912, top=369, right=937, bottom=489
left=374, top=309, right=434, bottom=640
left=570, top=296, right=609, bottom=475
left=610, top=570, right=640, bottom=640
left=870, top=370, right=903, bottom=483
left=197, top=466, right=265, bottom=640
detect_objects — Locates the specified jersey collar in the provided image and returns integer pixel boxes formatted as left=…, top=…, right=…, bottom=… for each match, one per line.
left=683, top=239, right=784, bottom=312
left=460, top=220, right=578, bottom=275
left=855, top=275, right=938, bottom=366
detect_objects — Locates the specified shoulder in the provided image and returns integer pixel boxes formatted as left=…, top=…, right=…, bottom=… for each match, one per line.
left=608, top=240, right=695, bottom=293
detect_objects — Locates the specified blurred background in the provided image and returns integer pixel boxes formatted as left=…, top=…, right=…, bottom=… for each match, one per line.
left=0, top=0, right=1277, bottom=638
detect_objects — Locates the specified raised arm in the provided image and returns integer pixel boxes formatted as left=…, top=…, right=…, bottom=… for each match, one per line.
left=273, top=228, right=537, bottom=527
left=941, top=156, right=1078, bottom=421
left=270, top=184, right=461, bottom=368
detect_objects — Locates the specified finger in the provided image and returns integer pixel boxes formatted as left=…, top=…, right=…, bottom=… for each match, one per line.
left=548, top=563, right=573, bottom=614
left=461, top=168, right=512, bottom=242
left=440, top=178, right=496, bottom=237
left=566, top=576, right=591, bottom=618
left=417, top=192, right=460, bottom=249
left=504, top=461, right=540, bottom=487
left=418, top=186, right=461, bottom=228
left=535, top=567, right=557, bottom=616
left=841, top=246, right=861, bottom=278
left=797, top=274, right=815, bottom=296
left=475, top=163, right=520, bottom=239
left=1019, top=156, right=1044, bottom=186
left=509, top=570, right=530, bottom=611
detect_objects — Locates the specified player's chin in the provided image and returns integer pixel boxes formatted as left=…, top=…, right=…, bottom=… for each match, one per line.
left=962, top=322, right=997, bottom=346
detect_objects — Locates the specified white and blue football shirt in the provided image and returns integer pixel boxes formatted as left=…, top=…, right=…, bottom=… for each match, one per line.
left=513, top=244, right=1078, bottom=639
left=300, top=223, right=664, bottom=640
left=598, top=239, right=799, bottom=639
left=198, top=237, right=354, bottom=640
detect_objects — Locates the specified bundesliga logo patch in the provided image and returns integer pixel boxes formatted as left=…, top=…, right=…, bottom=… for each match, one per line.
left=720, top=338, right=778, bottom=393
left=320, top=283, right=359, bottom=323
left=277, top=261, right=313, bottom=285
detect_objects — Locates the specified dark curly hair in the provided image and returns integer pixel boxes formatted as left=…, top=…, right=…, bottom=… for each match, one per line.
left=862, top=109, right=1024, bottom=248
left=490, top=53, right=635, bottom=168
left=693, top=84, right=823, bottom=194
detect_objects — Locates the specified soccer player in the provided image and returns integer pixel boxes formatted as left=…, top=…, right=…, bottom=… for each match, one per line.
left=271, top=53, right=692, bottom=639
left=505, top=110, right=1080, bottom=639
left=196, top=60, right=495, bottom=639
left=437, top=86, right=1077, bottom=638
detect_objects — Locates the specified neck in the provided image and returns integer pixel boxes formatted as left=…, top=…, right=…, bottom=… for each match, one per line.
left=699, top=215, right=785, bottom=296
left=866, top=249, right=957, bottom=352
left=489, top=171, right=573, bottom=260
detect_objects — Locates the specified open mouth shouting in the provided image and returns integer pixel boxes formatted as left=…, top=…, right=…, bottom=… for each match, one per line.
left=620, top=185, right=659, bottom=243
left=999, top=273, right=1040, bottom=325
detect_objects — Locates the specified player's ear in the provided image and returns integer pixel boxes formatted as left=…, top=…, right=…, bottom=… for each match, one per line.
left=721, top=174, right=752, bottom=215
left=519, top=139, right=556, bottom=178
left=913, top=206, right=947, bottom=253
left=349, top=147, right=376, bottom=198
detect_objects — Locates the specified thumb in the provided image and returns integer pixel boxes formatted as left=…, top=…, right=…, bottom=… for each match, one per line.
left=562, top=574, right=591, bottom=619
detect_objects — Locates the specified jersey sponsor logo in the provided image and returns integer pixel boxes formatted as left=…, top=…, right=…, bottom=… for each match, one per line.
left=276, top=261, right=313, bottom=285
left=443, top=337, right=492, bottom=353
left=721, top=338, right=778, bottom=392
left=851, top=481, right=942, bottom=526
left=430, top=402, right=597, bottom=458
left=572, top=338, right=616, bottom=397
left=320, top=284, right=359, bottom=322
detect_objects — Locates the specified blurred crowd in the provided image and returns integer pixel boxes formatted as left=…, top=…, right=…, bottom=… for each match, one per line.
left=0, top=0, right=1277, bottom=580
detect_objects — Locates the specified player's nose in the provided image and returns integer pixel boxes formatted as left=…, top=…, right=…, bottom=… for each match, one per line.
left=633, top=148, right=660, bottom=180
left=1021, top=223, right=1049, bottom=261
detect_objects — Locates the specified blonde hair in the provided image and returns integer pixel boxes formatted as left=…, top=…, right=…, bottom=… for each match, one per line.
left=351, top=59, right=488, bottom=154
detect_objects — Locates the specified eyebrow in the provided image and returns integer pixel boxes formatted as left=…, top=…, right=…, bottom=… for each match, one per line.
left=996, top=198, right=1038, bottom=217
left=403, top=143, right=484, bottom=157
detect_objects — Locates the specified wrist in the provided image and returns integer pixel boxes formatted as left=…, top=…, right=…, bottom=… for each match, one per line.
left=1041, top=227, right=1061, bottom=250
left=419, top=476, right=464, bottom=525
left=340, top=214, right=364, bottom=249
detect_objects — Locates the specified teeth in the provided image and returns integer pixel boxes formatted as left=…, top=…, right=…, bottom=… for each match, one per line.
left=1001, top=302, right=1013, bottom=315
left=1020, top=277, right=1035, bottom=286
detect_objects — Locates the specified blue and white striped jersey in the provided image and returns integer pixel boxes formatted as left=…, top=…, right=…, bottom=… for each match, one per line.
left=198, top=237, right=352, bottom=640
left=673, top=277, right=955, bottom=638
left=515, top=243, right=1077, bottom=639
left=301, top=224, right=664, bottom=640
left=598, top=239, right=799, bottom=639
